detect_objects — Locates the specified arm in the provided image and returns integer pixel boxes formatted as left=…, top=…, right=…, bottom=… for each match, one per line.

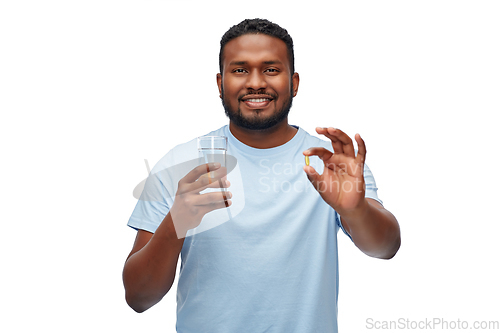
left=303, top=127, right=400, bottom=259
left=122, top=213, right=184, bottom=313
left=123, top=163, right=231, bottom=312
left=340, top=198, right=400, bottom=259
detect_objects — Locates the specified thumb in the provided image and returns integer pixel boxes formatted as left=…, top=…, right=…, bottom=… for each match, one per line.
left=303, top=165, right=321, bottom=188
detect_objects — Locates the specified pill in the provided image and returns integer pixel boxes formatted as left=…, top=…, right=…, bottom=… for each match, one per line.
left=305, top=155, right=310, bottom=166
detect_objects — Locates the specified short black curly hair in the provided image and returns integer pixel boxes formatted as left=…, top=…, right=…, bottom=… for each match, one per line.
left=219, top=18, right=295, bottom=75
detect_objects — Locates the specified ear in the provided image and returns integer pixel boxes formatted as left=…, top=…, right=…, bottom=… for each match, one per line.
left=216, top=73, right=222, bottom=99
left=292, top=72, right=300, bottom=97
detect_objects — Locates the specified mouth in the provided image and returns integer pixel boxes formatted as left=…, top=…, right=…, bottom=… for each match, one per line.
left=240, top=94, right=274, bottom=109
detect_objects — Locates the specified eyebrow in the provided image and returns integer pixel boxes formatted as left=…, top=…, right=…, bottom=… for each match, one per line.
left=228, top=60, right=283, bottom=66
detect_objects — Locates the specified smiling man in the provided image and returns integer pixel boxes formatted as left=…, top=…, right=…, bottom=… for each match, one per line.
left=218, top=33, right=298, bottom=134
left=123, top=18, right=400, bottom=333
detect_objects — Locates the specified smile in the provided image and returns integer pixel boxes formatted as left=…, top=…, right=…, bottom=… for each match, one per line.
left=242, top=98, right=273, bottom=109
left=246, top=98, right=271, bottom=102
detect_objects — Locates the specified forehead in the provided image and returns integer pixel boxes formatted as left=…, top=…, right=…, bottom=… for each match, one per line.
left=221, top=34, right=291, bottom=71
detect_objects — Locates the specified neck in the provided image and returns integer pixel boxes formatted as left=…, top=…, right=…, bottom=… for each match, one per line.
left=229, top=119, right=298, bottom=149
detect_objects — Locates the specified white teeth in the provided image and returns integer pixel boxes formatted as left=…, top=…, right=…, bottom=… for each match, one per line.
left=247, top=98, right=269, bottom=102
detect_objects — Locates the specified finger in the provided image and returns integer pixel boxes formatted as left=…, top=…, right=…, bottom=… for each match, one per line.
left=316, top=127, right=344, bottom=154
left=197, top=194, right=233, bottom=215
left=303, top=165, right=322, bottom=189
left=316, top=127, right=355, bottom=156
left=181, top=163, right=221, bottom=184
left=322, top=152, right=364, bottom=176
left=207, top=178, right=231, bottom=208
left=201, top=199, right=233, bottom=215
left=204, top=179, right=231, bottom=207
left=355, top=133, right=366, bottom=163
left=188, top=167, right=228, bottom=193
left=195, top=191, right=233, bottom=207
left=305, top=147, right=352, bottom=173
left=303, top=147, right=333, bottom=162
left=198, top=177, right=231, bottom=192
left=326, top=127, right=355, bottom=157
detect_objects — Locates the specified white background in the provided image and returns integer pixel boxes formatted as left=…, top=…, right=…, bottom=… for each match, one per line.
left=1, top=0, right=499, bottom=332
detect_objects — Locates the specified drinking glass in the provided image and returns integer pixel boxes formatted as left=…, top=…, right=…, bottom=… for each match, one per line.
left=197, top=136, right=228, bottom=202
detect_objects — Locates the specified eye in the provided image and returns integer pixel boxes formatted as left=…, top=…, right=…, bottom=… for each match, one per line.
left=265, top=68, right=280, bottom=74
left=232, top=68, right=247, bottom=74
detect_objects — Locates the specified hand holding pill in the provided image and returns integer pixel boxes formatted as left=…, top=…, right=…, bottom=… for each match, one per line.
left=303, top=127, right=366, bottom=217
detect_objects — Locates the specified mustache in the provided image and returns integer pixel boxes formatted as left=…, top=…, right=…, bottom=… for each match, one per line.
left=238, top=90, right=277, bottom=101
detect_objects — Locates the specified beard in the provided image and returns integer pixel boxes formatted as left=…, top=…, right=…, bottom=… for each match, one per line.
left=221, top=85, right=294, bottom=131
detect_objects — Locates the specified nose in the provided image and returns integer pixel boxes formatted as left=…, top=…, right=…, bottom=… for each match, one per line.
left=245, top=70, right=267, bottom=90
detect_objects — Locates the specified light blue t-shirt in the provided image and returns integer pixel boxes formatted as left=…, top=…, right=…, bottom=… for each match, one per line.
left=128, top=125, right=381, bottom=333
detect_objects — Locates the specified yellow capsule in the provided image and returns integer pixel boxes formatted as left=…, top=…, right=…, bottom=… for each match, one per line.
left=305, top=155, right=310, bottom=166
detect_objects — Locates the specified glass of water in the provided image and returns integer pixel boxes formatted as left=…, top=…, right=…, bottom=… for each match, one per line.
left=197, top=136, right=228, bottom=204
left=197, top=135, right=227, bottom=167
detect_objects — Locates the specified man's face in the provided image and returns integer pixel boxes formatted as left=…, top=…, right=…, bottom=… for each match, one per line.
left=217, top=34, right=299, bottom=131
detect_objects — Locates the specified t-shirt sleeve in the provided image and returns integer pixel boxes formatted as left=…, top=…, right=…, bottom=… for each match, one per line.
left=336, top=162, right=382, bottom=239
left=363, top=163, right=382, bottom=205
left=127, top=168, right=174, bottom=234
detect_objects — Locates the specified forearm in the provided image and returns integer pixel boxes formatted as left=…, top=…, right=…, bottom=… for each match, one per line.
left=340, top=199, right=400, bottom=259
left=123, top=213, right=184, bottom=312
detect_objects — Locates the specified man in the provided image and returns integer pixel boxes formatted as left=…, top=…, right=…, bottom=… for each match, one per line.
left=123, top=18, right=400, bottom=332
